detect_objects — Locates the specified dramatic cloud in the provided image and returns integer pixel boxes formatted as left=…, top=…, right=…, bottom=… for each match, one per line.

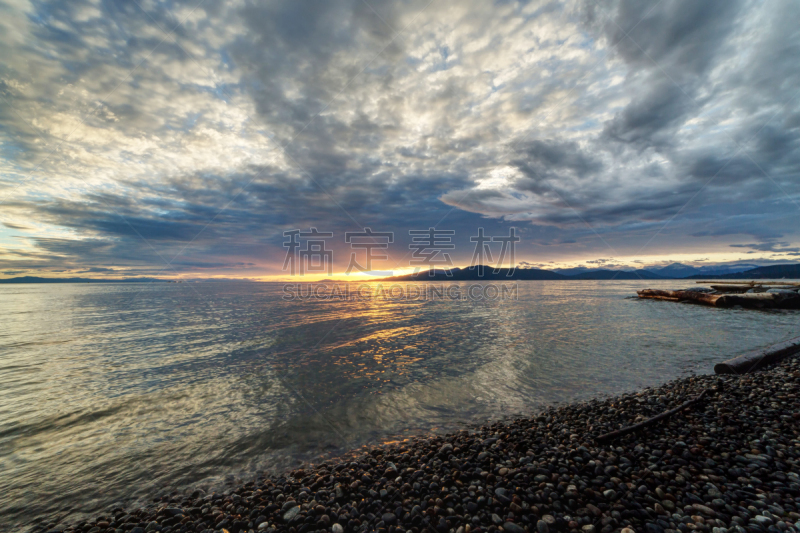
left=0, top=0, right=798, bottom=277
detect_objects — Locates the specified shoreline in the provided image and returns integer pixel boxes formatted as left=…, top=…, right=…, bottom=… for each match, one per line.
left=40, top=356, right=800, bottom=533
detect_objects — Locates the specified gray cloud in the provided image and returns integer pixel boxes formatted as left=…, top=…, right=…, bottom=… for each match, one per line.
left=730, top=241, right=800, bottom=254
left=0, top=0, right=798, bottom=276
left=77, top=267, right=116, bottom=273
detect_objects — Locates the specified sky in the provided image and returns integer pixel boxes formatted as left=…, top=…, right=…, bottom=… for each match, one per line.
left=0, top=0, right=799, bottom=280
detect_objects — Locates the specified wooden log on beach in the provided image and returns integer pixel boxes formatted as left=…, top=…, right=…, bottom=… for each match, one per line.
left=595, top=388, right=712, bottom=443
left=637, top=289, right=725, bottom=306
left=681, top=291, right=727, bottom=306
left=715, top=335, right=800, bottom=374
left=725, top=292, right=800, bottom=309
left=636, top=291, right=682, bottom=301
left=637, top=288, right=800, bottom=309
left=636, top=289, right=678, bottom=300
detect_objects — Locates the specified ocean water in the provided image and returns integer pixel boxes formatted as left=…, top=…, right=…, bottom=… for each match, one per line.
left=1, top=280, right=798, bottom=530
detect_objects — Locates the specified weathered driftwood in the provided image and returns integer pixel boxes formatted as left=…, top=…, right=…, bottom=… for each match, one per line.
left=724, top=292, right=800, bottom=309
left=636, top=289, right=681, bottom=302
left=637, top=289, right=800, bottom=309
left=715, top=335, right=800, bottom=374
left=596, top=388, right=711, bottom=443
left=637, top=289, right=724, bottom=306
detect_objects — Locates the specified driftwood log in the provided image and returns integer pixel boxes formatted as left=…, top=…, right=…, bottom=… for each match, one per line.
left=715, top=335, right=800, bottom=374
left=637, top=289, right=800, bottom=309
left=637, top=289, right=723, bottom=306
left=595, top=388, right=711, bottom=443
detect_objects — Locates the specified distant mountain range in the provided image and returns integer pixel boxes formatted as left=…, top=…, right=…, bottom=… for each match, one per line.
left=379, top=263, right=800, bottom=281
left=553, top=262, right=765, bottom=278
left=682, top=264, right=800, bottom=280
left=380, top=266, right=664, bottom=281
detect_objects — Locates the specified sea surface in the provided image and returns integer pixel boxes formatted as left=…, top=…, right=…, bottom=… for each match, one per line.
left=1, top=280, right=798, bottom=531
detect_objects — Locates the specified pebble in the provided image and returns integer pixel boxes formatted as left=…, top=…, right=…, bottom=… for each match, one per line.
left=53, top=355, right=800, bottom=533
left=282, top=506, right=300, bottom=522
left=503, top=522, right=525, bottom=533
left=280, top=500, right=296, bottom=512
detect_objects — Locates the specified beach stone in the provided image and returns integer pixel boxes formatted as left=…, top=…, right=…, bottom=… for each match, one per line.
left=692, top=505, right=715, bottom=517
left=332, top=524, right=343, bottom=533
left=282, top=507, right=300, bottom=522
left=537, top=520, right=550, bottom=533
left=582, top=526, right=596, bottom=533
left=280, top=501, right=297, bottom=512
left=503, top=522, right=525, bottom=533
left=753, top=516, right=773, bottom=526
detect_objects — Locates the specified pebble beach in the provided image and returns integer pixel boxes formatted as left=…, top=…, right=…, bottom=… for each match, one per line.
left=42, top=354, right=800, bottom=533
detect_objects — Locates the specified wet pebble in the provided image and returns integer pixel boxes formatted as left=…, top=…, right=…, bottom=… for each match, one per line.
left=58, top=354, right=800, bottom=533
